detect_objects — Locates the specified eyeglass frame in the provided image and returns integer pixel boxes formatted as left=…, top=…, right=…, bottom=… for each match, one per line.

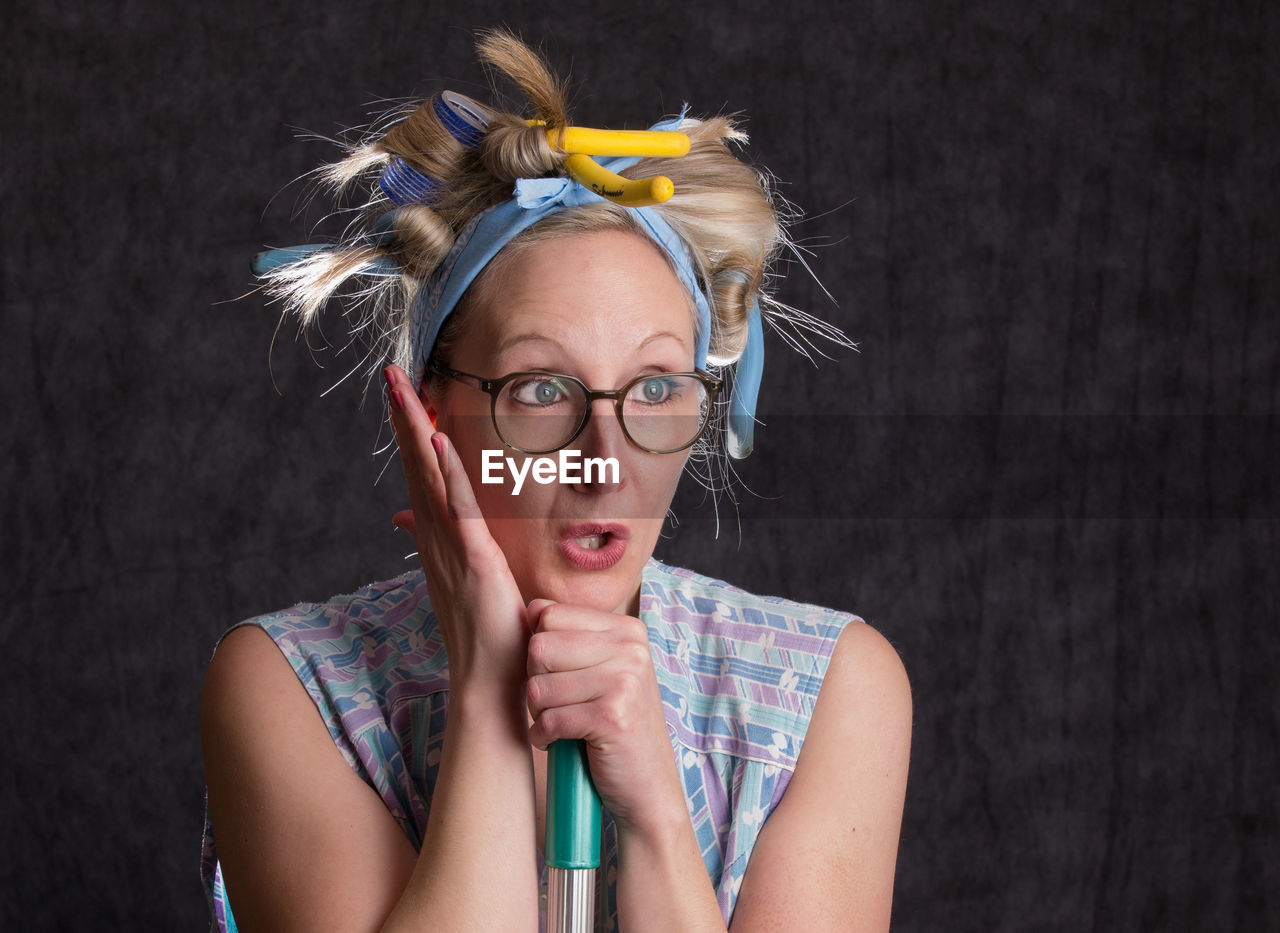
left=426, top=360, right=723, bottom=455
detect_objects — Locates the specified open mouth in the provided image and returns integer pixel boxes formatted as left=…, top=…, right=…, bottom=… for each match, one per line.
left=558, top=524, right=629, bottom=570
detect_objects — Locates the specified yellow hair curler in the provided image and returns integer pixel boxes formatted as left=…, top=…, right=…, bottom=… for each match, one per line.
left=545, top=125, right=690, bottom=158
left=561, top=153, right=673, bottom=207
left=529, top=120, right=691, bottom=207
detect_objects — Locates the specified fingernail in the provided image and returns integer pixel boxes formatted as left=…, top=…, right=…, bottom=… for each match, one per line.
left=390, top=389, right=404, bottom=412
left=382, top=366, right=396, bottom=388
left=431, top=435, right=445, bottom=459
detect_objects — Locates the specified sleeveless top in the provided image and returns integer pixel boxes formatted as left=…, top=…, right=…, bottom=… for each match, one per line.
left=201, top=558, right=858, bottom=931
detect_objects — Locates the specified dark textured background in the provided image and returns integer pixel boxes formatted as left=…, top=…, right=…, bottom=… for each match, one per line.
left=3, top=0, right=1276, bottom=929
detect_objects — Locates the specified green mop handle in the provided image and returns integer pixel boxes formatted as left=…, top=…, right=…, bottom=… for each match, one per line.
left=545, top=739, right=602, bottom=932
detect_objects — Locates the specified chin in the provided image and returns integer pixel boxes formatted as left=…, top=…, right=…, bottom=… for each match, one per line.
left=514, top=551, right=645, bottom=614
left=550, top=572, right=634, bottom=613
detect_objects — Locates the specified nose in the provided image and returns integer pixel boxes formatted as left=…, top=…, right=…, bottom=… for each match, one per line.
left=566, top=399, right=629, bottom=493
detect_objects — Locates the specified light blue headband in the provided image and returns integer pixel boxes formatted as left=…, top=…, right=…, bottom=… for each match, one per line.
left=254, top=119, right=765, bottom=457
left=409, top=161, right=709, bottom=375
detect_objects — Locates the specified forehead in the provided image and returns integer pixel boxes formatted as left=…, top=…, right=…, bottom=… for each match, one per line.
left=466, top=228, right=697, bottom=356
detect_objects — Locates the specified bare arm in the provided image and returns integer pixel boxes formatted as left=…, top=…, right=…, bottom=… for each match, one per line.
left=612, top=787, right=730, bottom=932
left=202, top=366, right=541, bottom=932
left=524, top=603, right=910, bottom=931
left=729, top=622, right=913, bottom=932
left=202, top=627, right=539, bottom=933
left=203, top=624, right=417, bottom=933
left=599, top=620, right=911, bottom=932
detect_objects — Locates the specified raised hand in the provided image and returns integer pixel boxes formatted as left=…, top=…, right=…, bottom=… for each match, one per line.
left=384, top=364, right=529, bottom=695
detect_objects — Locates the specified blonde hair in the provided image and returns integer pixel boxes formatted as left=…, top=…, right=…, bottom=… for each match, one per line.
left=260, top=31, right=851, bottom=496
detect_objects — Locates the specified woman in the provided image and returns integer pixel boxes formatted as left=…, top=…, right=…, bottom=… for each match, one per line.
left=202, top=31, right=911, bottom=932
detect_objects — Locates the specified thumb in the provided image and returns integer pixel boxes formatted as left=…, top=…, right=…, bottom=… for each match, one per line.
left=526, top=598, right=558, bottom=631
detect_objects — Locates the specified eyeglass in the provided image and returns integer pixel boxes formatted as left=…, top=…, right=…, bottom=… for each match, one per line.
left=428, top=360, right=722, bottom=455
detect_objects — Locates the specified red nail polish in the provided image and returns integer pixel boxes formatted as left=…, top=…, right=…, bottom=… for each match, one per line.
left=382, top=366, right=396, bottom=389
left=431, top=435, right=444, bottom=458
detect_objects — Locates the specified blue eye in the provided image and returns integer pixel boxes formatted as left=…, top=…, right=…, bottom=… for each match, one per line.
left=510, top=376, right=571, bottom=407
left=633, top=376, right=678, bottom=405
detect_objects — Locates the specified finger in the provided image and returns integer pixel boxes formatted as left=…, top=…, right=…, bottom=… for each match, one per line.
left=430, top=433, right=475, bottom=516
left=528, top=693, right=641, bottom=750
left=386, top=375, right=447, bottom=524
left=527, top=627, right=619, bottom=677
left=382, top=362, right=426, bottom=401
left=528, top=702, right=595, bottom=749
left=526, top=599, right=557, bottom=632
left=386, top=369, right=500, bottom=564
left=534, top=602, right=647, bottom=637
left=384, top=364, right=432, bottom=435
left=431, top=432, right=496, bottom=555
left=526, top=664, right=624, bottom=719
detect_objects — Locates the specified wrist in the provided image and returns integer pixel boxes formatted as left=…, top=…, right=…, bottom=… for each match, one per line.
left=442, top=639, right=528, bottom=699
left=615, top=791, right=696, bottom=860
left=615, top=802, right=725, bottom=933
left=447, top=679, right=529, bottom=737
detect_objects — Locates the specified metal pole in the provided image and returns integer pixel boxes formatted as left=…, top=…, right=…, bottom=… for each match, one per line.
left=545, top=739, right=602, bottom=932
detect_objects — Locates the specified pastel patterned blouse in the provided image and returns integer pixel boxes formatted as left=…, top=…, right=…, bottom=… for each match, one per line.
left=202, top=558, right=858, bottom=931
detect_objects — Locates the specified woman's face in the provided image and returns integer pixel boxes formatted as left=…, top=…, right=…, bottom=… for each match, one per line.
left=421, top=228, right=697, bottom=615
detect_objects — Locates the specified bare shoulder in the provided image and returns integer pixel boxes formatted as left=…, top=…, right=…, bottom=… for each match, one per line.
left=822, top=620, right=913, bottom=723
left=729, top=620, right=911, bottom=933
left=201, top=624, right=339, bottom=767
left=202, top=624, right=300, bottom=722
left=201, top=624, right=339, bottom=771
left=202, top=624, right=415, bottom=932
left=795, top=619, right=912, bottom=808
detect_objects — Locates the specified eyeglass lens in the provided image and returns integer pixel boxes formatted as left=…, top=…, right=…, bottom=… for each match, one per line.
left=494, top=374, right=710, bottom=453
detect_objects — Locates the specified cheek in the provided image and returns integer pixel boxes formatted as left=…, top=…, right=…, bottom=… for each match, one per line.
left=633, top=450, right=689, bottom=503
left=483, top=518, right=527, bottom=562
left=436, top=405, right=496, bottom=450
left=484, top=515, right=554, bottom=601
left=470, top=469, right=556, bottom=521
left=633, top=457, right=687, bottom=532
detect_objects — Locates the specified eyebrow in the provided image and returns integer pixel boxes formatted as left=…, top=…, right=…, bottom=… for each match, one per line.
left=640, top=330, right=691, bottom=352
left=495, top=333, right=562, bottom=355
left=495, top=330, right=690, bottom=355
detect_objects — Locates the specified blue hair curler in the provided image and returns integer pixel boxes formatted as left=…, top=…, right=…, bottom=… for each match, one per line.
left=251, top=213, right=400, bottom=277
left=379, top=156, right=443, bottom=206
left=432, top=91, right=492, bottom=149
left=377, top=92, right=493, bottom=206
left=251, top=244, right=331, bottom=276
left=726, top=297, right=764, bottom=459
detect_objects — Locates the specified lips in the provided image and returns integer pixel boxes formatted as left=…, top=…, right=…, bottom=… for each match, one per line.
left=557, top=522, right=630, bottom=571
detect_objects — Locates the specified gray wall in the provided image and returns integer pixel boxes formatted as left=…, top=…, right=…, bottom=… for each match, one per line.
left=3, top=0, right=1275, bottom=928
